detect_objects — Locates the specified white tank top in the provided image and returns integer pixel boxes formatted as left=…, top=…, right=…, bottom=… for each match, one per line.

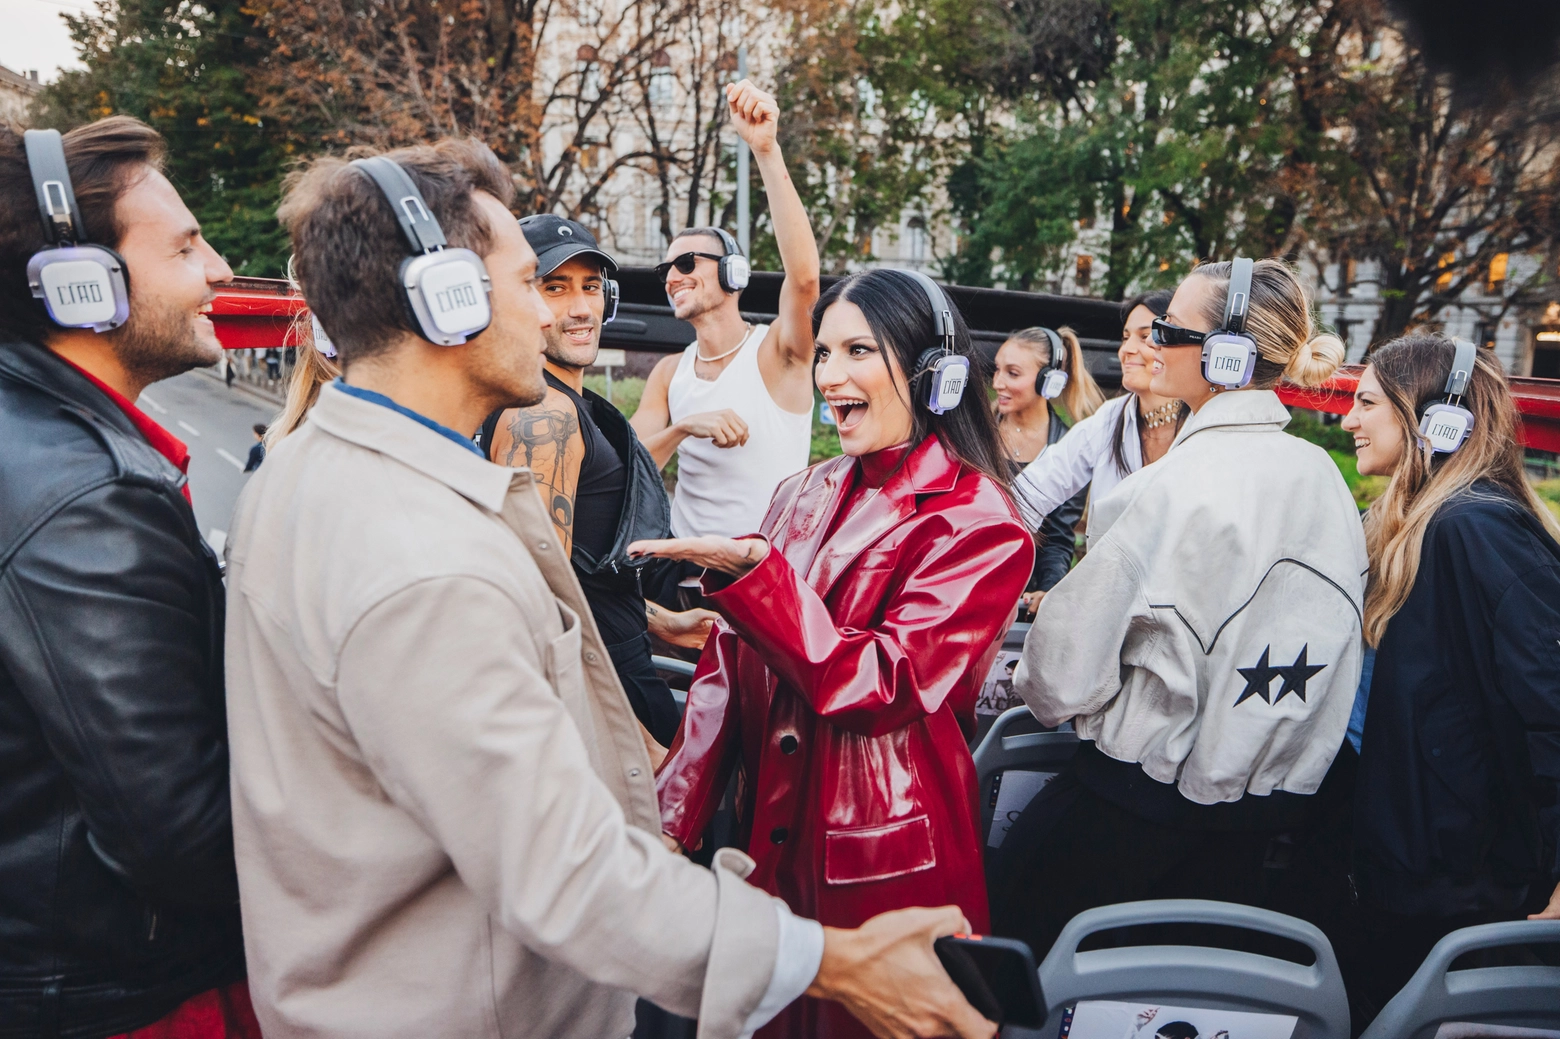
left=666, top=323, right=812, bottom=538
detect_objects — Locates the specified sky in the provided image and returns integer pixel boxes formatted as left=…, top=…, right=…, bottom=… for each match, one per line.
left=0, top=0, right=91, bottom=83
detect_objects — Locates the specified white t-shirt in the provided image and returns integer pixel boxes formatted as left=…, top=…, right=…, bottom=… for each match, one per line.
left=666, top=324, right=812, bottom=538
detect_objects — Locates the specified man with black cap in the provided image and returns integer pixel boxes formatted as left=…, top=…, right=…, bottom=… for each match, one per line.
left=481, top=215, right=715, bottom=754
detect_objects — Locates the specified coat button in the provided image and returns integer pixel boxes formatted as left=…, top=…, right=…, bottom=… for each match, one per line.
left=537, top=541, right=550, bottom=551
left=628, top=768, right=641, bottom=778
left=584, top=650, right=598, bottom=663
left=779, top=734, right=798, bottom=755
left=770, top=826, right=788, bottom=845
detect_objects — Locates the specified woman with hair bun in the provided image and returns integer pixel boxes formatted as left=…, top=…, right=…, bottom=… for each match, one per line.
left=993, top=324, right=1104, bottom=599
left=993, top=259, right=1367, bottom=957
left=1341, top=334, right=1560, bottom=1016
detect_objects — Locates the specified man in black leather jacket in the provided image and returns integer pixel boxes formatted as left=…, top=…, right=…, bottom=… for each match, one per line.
left=0, top=119, right=251, bottom=1036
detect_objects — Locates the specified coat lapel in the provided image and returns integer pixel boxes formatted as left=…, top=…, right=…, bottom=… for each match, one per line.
left=775, top=456, right=851, bottom=583
left=804, top=436, right=961, bottom=600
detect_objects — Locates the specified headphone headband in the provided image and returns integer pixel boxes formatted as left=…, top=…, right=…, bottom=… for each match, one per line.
left=1444, top=337, right=1476, bottom=401
left=24, top=129, right=83, bottom=245
left=712, top=227, right=742, bottom=257
left=352, top=157, right=448, bottom=255
left=1223, top=256, right=1253, bottom=336
left=902, top=269, right=955, bottom=351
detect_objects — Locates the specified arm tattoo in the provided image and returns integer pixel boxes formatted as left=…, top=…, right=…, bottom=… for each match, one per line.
left=499, top=397, right=583, bottom=551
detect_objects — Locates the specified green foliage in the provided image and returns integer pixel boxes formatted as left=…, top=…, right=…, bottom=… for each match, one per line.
left=581, top=374, right=646, bottom=418
left=1286, top=408, right=1357, bottom=454
left=1533, top=479, right=1560, bottom=524
left=1327, top=448, right=1389, bottom=508
left=33, top=0, right=289, bottom=277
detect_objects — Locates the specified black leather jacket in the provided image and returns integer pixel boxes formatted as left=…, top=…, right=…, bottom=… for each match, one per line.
left=0, top=341, right=244, bottom=1038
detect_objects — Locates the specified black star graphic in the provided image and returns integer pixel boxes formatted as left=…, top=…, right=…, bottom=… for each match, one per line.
left=1273, top=645, right=1326, bottom=704
left=1235, top=646, right=1278, bottom=707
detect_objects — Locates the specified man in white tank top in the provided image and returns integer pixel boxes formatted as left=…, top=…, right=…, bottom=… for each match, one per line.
left=630, top=79, right=818, bottom=541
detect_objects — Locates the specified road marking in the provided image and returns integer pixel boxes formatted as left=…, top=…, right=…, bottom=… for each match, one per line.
left=177, top=420, right=202, bottom=437
left=216, top=448, right=245, bottom=470
left=139, top=393, right=167, bottom=414
left=207, top=529, right=227, bottom=556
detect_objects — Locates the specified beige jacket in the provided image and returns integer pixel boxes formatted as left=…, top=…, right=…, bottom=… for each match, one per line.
left=224, top=383, right=780, bottom=1039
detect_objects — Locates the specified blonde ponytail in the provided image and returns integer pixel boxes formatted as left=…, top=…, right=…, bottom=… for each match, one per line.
left=1056, top=326, right=1106, bottom=421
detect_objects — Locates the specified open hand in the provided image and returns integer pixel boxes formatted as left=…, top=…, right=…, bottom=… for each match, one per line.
left=726, top=78, right=779, bottom=154
left=676, top=408, right=749, bottom=448
left=629, top=536, right=769, bottom=578
left=808, top=906, right=998, bottom=1039
left=646, top=604, right=720, bottom=649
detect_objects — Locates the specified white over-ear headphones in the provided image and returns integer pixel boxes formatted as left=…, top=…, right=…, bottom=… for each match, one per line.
left=903, top=270, right=969, bottom=415
left=1417, top=337, right=1477, bottom=454
left=1032, top=327, right=1070, bottom=400
left=24, top=129, right=131, bottom=332
left=351, top=156, right=493, bottom=346
left=1201, top=256, right=1259, bottom=389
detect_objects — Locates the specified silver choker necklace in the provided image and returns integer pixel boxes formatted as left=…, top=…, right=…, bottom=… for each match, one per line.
left=1140, top=399, right=1184, bottom=429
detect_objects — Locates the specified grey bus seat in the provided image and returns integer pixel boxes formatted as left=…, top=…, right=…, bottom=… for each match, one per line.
left=1359, top=920, right=1560, bottom=1039
left=652, top=655, right=697, bottom=712
left=1036, top=899, right=1350, bottom=1039
left=972, top=705, right=1079, bottom=848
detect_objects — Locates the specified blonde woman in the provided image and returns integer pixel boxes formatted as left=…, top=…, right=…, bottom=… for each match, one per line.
left=993, top=325, right=1104, bottom=596
left=1340, top=334, right=1560, bottom=1016
left=996, top=259, right=1364, bottom=957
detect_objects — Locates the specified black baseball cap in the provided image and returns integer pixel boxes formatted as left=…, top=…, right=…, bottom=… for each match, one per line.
left=518, top=214, right=619, bottom=277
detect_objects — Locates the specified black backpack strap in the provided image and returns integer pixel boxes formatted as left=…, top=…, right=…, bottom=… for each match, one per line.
left=478, top=407, right=506, bottom=461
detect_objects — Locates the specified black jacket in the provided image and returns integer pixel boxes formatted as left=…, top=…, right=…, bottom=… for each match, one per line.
left=0, top=341, right=243, bottom=1038
left=1354, top=483, right=1560, bottom=917
left=1007, top=409, right=1088, bottom=592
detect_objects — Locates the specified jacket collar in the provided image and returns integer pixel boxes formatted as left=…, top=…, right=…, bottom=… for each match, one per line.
left=309, top=382, right=514, bottom=513
left=1171, top=388, right=1291, bottom=450
left=0, top=338, right=144, bottom=443
left=793, top=434, right=962, bottom=598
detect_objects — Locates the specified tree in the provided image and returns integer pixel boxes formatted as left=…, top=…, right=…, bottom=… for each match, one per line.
left=34, top=0, right=291, bottom=276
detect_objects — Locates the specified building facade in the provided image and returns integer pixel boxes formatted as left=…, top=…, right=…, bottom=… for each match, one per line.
left=0, top=64, right=42, bottom=127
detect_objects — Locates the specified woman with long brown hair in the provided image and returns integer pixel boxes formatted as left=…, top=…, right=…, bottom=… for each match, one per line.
left=1341, top=333, right=1560, bottom=1016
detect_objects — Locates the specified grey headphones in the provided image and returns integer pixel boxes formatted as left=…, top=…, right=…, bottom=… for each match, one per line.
left=1417, top=337, right=1477, bottom=454
left=710, top=227, right=751, bottom=294
left=24, top=129, right=131, bottom=332
left=1031, top=327, right=1070, bottom=400
left=1200, top=256, right=1259, bottom=389
left=351, top=156, right=493, bottom=346
left=903, top=270, right=969, bottom=415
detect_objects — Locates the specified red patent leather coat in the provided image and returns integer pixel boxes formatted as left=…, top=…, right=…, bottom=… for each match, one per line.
left=656, top=434, right=1033, bottom=1039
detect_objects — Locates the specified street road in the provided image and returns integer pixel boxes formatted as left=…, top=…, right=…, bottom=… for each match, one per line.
left=135, top=369, right=280, bottom=553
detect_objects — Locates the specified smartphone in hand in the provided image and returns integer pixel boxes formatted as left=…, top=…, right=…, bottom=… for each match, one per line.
left=933, top=933, right=1046, bottom=1028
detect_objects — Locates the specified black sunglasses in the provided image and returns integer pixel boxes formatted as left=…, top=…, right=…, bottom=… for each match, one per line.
left=654, top=251, right=725, bottom=282
left=1151, top=318, right=1207, bottom=347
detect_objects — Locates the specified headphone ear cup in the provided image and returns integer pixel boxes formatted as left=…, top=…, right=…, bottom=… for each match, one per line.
left=720, top=254, right=750, bottom=293
left=604, top=279, right=619, bottom=323
left=1036, top=366, right=1069, bottom=400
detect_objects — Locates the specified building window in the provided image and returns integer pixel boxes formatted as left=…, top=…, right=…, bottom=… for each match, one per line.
left=905, top=216, right=927, bottom=265
left=1340, top=256, right=1357, bottom=297
left=1486, top=252, right=1509, bottom=295
left=649, top=50, right=674, bottom=111
left=1435, top=251, right=1456, bottom=293
left=1334, top=320, right=1353, bottom=353
left=577, top=45, right=601, bottom=102
left=1074, top=254, right=1093, bottom=293
left=1474, top=321, right=1497, bottom=350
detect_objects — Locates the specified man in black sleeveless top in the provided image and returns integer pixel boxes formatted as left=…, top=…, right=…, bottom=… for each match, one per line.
left=481, top=216, right=715, bottom=754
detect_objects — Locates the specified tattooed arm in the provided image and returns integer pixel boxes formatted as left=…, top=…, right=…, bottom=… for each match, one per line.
left=487, top=388, right=585, bottom=554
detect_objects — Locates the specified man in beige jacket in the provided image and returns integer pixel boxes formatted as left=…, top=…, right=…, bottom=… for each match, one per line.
left=223, top=140, right=994, bottom=1039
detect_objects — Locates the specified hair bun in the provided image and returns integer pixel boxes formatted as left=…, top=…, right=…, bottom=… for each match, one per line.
left=1284, top=332, right=1345, bottom=388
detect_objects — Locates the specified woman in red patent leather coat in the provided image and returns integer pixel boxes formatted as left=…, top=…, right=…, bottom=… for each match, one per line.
left=632, top=268, right=1034, bottom=1039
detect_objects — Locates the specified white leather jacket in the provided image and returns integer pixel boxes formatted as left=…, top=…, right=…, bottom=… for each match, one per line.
left=1015, top=389, right=1368, bottom=805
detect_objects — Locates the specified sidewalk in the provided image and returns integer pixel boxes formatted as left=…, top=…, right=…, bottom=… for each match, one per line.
left=195, top=365, right=286, bottom=408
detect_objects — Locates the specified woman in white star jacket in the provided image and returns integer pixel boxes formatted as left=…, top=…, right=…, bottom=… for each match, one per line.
left=993, top=259, right=1367, bottom=958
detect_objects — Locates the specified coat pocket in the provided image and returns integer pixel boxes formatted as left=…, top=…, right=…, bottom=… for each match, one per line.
left=545, top=600, right=586, bottom=704
left=823, top=814, right=936, bottom=886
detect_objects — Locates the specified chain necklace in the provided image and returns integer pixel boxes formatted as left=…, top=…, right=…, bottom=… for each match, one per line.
left=1140, top=399, right=1184, bottom=429
left=696, top=323, right=753, bottom=363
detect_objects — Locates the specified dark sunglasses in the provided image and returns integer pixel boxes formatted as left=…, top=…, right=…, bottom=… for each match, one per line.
left=1151, top=318, right=1207, bottom=347
left=654, top=251, right=725, bottom=282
